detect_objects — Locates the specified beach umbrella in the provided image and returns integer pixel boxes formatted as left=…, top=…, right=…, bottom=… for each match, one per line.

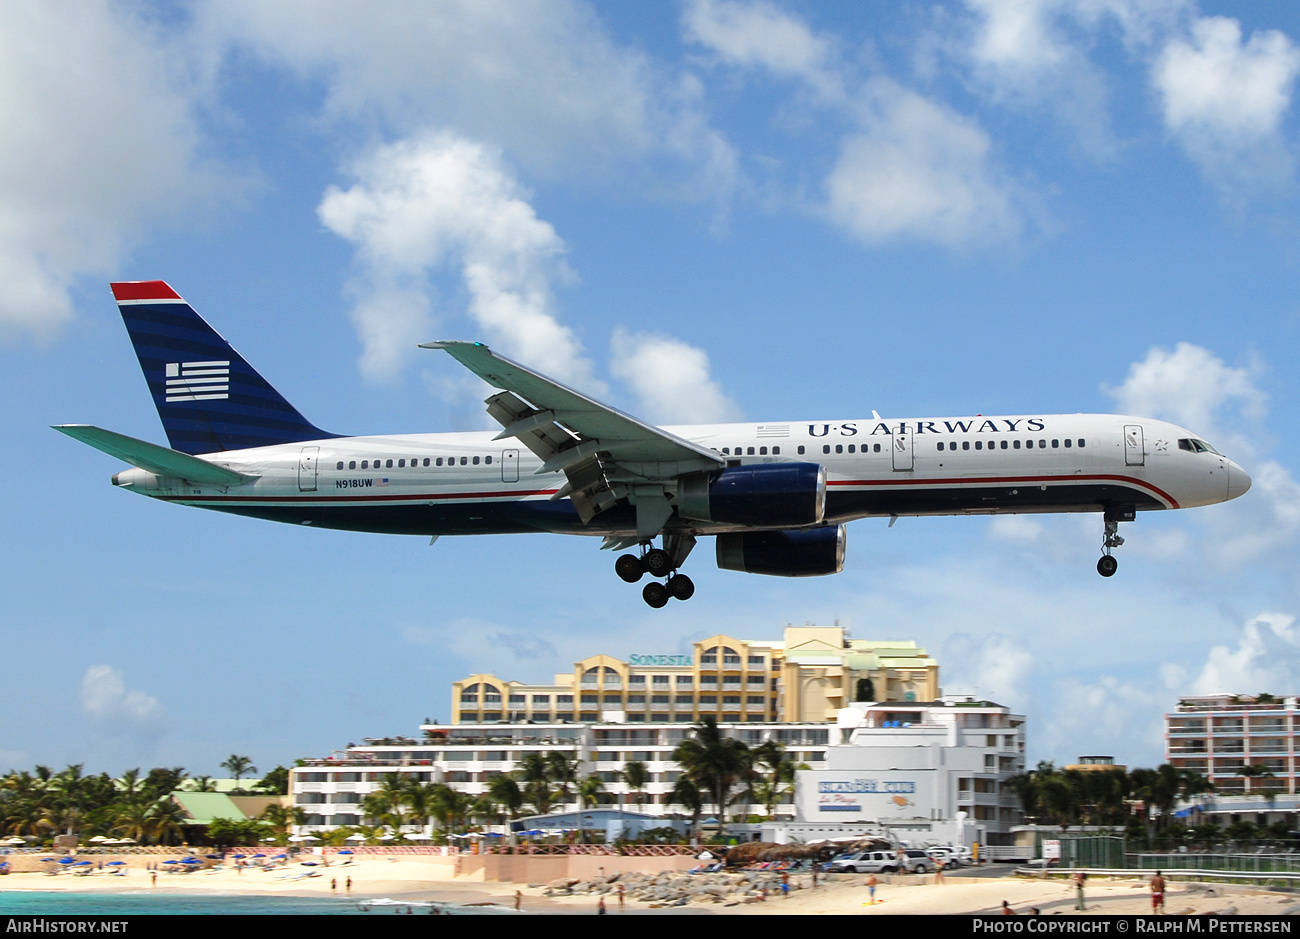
left=106, top=861, right=125, bottom=867
left=88, top=836, right=108, bottom=843
left=346, top=834, right=366, bottom=842
left=58, top=858, right=76, bottom=865
left=338, top=849, right=354, bottom=855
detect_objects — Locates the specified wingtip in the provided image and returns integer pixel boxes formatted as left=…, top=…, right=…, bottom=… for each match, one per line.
left=418, top=340, right=488, bottom=350
left=110, top=280, right=182, bottom=302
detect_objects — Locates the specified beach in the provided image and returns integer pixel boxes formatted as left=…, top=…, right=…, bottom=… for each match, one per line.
left=3, top=858, right=1298, bottom=915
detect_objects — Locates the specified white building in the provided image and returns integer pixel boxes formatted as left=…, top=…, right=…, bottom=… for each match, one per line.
left=291, top=720, right=834, bottom=829
left=792, top=697, right=1027, bottom=844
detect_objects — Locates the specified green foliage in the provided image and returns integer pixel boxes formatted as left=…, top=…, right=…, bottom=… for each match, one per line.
left=207, top=817, right=272, bottom=847
left=256, top=766, right=290, bottom=795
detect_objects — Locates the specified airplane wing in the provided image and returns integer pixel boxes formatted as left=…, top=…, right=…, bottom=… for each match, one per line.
left=422, top=341, right=723, bottom=535
left=52, top=424, right=255, bottom=486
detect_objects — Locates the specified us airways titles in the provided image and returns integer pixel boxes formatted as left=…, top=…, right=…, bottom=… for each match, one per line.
left=809, top=418, right=1048, bottom=437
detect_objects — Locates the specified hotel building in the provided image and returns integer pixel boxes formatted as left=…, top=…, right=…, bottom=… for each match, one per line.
left=1165, top=693, right=1300, bottom=795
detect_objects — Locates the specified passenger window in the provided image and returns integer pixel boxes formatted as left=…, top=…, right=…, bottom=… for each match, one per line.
left=949, top=441, right=956, bottom=450
left=873, top=443, right=881, bottom=453
left=722, top=447, right=730, bottom=455
left=423, top=458, right=430, bottom=467
left=823, top=445, right=831, bottom=454
left=962, top=441, right=970, bottom=451
left=1013, top=440, right=1021, bottom=449
left=772, top=446, right=780, bottom=455
left=835, top=444, right=843, bottom=454
left=386, top=459, right=393, bottom=468
left=937, top=442, right=944, bottom=451
left=1052, top=439, right=1059, bottom=448
left=461, top=457, right=468, bottom=465
left=747, top=447, right=755, bottom=455
left=348, top=460, right=356, bottom=469
left=797, top=445, right=805, bottom=455
left=975, top=441, right=982, bottom=450
left=485, top=455, right=492, bottom=464
left=336, top=461, right=344, bottom=470
left=1064, top=439, right=1072, bottom=448
left=759, top=446, right=767, bottom=455
left=1000, top=440, right=1008, bottom=450
left=361, top=460, right=368, bottom=469
left=436, top=457, right=443, bottom=466
left=472, top=456, right=480, bottom=465
left=847, top=444, right=855, bottom=453
left=398, top=459, right=405, bottom=467
left=1077, top=439, right=1085, bottom=448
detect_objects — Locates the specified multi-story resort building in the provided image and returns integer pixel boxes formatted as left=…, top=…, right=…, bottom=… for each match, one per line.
left=290, top=624, right=1025, bottom=841
left=1166, top=693, right=1300, bottom=795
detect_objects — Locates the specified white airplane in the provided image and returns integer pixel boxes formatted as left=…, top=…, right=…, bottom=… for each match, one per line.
left=56, top=281, right=1251, bottom=607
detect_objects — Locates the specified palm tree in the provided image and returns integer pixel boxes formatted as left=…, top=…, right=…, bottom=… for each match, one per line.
left=486, top=775, right=524, bottom=820
left=619, top=761, right=649, bottom=812
left=517, top=753, right=553, bottom=815
left=546, top=751, right=581, bottom=812
left=749, top=741, right=805, bottom=820
left=221, top=755, right=257, bottom=788
left=668, top=776, right=703, bottom=844
left=673, top=718, right=751, bottom=841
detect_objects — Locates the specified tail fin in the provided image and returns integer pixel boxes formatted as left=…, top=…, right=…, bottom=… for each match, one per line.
left=112, top=281, right=339, bottom=454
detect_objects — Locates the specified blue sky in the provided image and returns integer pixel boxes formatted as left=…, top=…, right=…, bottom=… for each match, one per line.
left=3, top=0, right=1300, bottom=777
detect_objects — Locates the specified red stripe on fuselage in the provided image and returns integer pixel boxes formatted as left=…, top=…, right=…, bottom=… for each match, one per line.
left=826, top=473, right=1180, bottom=508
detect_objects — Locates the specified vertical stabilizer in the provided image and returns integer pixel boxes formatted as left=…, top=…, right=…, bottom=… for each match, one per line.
left=112, top=281, right=339, bottom=454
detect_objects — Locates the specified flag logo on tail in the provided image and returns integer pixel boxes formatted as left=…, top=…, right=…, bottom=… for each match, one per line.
left=165, top=361, right=230, bottom=402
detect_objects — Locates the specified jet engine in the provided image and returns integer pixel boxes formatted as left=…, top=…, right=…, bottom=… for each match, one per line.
left=715, top=524, right=846, bottom=577
left=678, top=463, right=826, bottom=528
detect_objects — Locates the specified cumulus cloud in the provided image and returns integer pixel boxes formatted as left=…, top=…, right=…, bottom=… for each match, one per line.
left=1181, top=612, right=1300, bottom=696
left=1042, top=674, right=1165, bottom=761
left=610, top=328, right=742, bottom=424
left=682, top=0, right=842, bottom=99
left=319, top=132, right=599, bottom=386
left=826, top=84, right=1025, bottom=246
left=1104, top=341, right=1266, bottom=441
left=0, top=1, right=224, bottom=340
left=204, top=0, right=734, bottom=191
left=940, top=632, right=1034, bottom=711
left=1153, top=15, right=1300, bottom=193
left=80, top=665, right=163, bottom=724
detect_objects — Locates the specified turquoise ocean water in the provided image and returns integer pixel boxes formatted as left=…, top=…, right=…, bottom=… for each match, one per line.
left=0, top=891, right=511, bottom=915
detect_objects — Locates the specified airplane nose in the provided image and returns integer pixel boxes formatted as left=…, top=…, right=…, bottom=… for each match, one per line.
left=1227, top=461, right=1252, bottom=501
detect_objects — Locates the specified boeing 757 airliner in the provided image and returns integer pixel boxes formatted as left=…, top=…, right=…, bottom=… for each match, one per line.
left=56, top=281, right=1252, bottom=607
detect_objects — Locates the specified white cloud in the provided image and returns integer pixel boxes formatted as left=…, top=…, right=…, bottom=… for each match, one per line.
left=1042, top=675, right=1165, bottom=762
left=319, top=132, right=600, bottom=387
left=205, top=0, right=732, bottom=190
left=682, top=0, right=841, bottom=99
left=1184, top=612, right=1300, bottom=696
left=1103, top=341, right=1265, bottom=443
left=80, top=665, right=163, bottom=725
left=826, top=84, right=1025, bottom=246
left=0, top=1, right=224, bottom=339
left=939, top=632, right=1034, bottom=711
left=610, top=328, right=742, bottom=424
left=1153, top=15, right=1300, bottom=192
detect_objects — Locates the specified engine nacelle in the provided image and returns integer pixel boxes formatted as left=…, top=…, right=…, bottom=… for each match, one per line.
left=715, top=525, right=846, bottom=577
left=678, top=463, right=826, bottom=528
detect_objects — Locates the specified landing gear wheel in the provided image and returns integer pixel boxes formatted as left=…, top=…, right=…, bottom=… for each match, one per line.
left=642, top=582, right=670, bottom=608
left=667, top=574, right=695, bottom=601
left=1097, top=555, right=1118, bottom=577
left=643, top=548, right=671, bottom=578
left=615, top=554, right=645, bottom=583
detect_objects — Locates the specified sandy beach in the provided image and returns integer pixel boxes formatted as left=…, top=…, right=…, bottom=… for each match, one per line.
left=3, top=859, right=1298, bottom=915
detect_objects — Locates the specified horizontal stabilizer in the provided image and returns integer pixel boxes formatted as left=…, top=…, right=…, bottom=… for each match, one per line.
left=52, top=425, right=253, bottom=486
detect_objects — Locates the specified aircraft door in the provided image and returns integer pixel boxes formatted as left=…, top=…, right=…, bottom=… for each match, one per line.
left=1124, top=425, right=1145, bottom=466
left=892, top=425, right=914, bottom=471
left=298, top=446, right=320, bottom=492
left=501, top=449, right=519, bottom=483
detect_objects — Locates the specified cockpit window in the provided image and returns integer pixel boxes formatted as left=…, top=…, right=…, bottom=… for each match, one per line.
left=1178, top=438, right=1220, bottom=454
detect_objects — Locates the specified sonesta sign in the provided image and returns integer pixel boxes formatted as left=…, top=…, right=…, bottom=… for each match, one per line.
left=628, top=654, right=693, bottom=666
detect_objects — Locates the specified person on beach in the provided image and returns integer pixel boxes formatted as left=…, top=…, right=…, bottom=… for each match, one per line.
left=515, top=890, right=522, bottom=911
left=866, top=872, right=878, bottom=904
left=597, top=897, right=606, bottom=915
left=934, top=857, right=946, bottom=885
left=1001, top=900, right=1017, bottom=915
left=1150, top=871, right=1166, bottom=914
left=1072, top=870, right=1087, bottom=911
left=618, top=883, right=625, bottom=910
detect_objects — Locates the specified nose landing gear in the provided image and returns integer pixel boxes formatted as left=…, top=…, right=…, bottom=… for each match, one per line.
left=1097, top=509, right=1131, bottom=577
left=615, top=534, right=696, bottom=606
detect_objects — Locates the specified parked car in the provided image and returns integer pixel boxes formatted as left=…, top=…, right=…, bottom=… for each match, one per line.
left=925, top=845, right=973, bottom=867
left=827, top=848, right=932, bottom=874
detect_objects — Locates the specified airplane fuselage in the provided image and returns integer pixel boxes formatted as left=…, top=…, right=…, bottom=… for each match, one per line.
left=111, top=412, right=1249, bottom=537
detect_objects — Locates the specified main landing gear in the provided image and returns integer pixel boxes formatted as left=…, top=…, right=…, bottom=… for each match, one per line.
left=615, top=534, right=696, bottom=607
left=1097, top=508, right=1132, bottom=577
